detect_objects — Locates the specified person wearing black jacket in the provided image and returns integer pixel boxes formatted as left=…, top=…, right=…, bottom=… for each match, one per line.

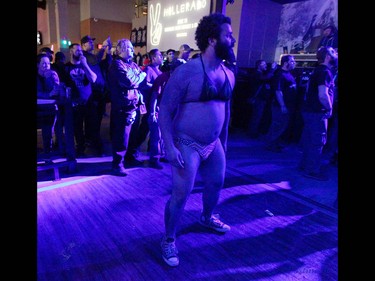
left=107, top=39, right=147, bottom=176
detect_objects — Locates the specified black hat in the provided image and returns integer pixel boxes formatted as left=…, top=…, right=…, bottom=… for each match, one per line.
left=81, top=35, right=96, bottom=44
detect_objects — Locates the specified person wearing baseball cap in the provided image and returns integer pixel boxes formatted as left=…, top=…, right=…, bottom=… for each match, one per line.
left=80, top=35, right=96, bottom=45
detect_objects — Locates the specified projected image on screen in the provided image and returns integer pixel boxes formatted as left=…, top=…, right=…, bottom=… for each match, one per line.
left=147, top=0, right=211, bottom=52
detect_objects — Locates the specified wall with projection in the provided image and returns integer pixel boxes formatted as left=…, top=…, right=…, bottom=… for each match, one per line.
left=147, top=0, right=211, bottom=52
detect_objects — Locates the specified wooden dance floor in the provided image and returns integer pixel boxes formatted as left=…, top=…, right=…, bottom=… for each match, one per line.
left=37, top=132, right=338, bottom=280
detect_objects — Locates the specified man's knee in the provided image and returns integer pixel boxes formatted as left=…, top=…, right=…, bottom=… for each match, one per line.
left=170, top=191, right=190, bottom=206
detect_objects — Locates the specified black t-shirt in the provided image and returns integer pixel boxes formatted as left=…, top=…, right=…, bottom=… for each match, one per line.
left=271, top=68, right=298, bottom=109
left=61, top=62, right=92, bottom=104
left=302, top=64, right=335, bottom=113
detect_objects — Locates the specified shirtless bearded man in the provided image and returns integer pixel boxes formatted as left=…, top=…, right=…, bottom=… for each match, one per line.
left=158, top=13, right=236, bottom=267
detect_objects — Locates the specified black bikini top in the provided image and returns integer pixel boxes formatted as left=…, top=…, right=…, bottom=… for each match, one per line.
left=199, top=56, right=232, bottom=102
left=182, top=56, right=232, bottom=103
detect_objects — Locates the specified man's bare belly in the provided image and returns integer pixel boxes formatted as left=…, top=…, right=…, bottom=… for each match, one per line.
left=173, top=101, right=225, bottom=144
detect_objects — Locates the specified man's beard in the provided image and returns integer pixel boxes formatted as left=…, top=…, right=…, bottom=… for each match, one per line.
left=72, top=54, right=81, bottom=61
left=215, top=40, right=234, bottom=61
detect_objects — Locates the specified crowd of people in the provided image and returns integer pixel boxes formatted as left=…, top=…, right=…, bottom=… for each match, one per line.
left=37, top=12, right=338, bottom=267
left=37, top=36, right=194, bottom=173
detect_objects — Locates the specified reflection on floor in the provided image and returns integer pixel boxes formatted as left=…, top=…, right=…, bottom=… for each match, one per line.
left=37, top=123, right=338, bottom=212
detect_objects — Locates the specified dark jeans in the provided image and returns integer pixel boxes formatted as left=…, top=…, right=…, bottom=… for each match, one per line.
left=266, top=104, right=292, bottom=147
left=299, top=111, right=328, bottom=174
left=248, top=98, right=271, bottom=137
left=126, top=109, right=150, bottom=159
left=37, top=103, right=57, bottom=155
left=110, top=108, right=135, bottom=166
left=148, top=114, right=163, bottom=160
left=325, top=113, right=338, bottom=158
left=72, top=104, right=89, bottom=153
left=84, top=91, right=106, bottom=152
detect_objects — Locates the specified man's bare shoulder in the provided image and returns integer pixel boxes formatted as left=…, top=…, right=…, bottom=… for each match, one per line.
left=164, top=58, right=203, bottom=99
left=186, top=57, right=201, bottom=68
left=173, top=58, right=201, bottom=79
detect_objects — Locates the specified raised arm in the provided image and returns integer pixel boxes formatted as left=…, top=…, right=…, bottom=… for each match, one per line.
left=79, top=54, right=97, bottom=83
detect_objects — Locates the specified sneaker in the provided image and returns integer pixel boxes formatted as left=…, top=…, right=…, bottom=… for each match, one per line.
left=302, top=171, right=328, bottom=181
left=199, top=214, right=231, bottom=233
left=161, top=236, right=179, bottom=266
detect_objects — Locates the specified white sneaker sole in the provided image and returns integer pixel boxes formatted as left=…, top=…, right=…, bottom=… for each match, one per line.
left=162, top=255, right=179, bottom=266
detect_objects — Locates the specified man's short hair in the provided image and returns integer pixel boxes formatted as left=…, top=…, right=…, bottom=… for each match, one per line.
left=316, top=46, right=336, bottom=63
left=281, top=54, right=293, bottom=65
left=149, top=48, right=160, bottom=59
left=255, top=59, right=265, bottom=69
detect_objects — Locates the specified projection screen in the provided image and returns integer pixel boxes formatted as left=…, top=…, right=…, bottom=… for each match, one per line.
left=147, top=0, right=212, bottom=52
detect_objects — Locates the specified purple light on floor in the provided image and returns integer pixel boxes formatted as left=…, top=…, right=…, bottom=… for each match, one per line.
left=37, top=175, right=106, bottom=193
